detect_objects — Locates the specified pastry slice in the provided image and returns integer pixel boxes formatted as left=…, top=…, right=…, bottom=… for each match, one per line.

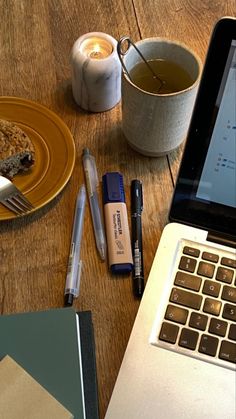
left=0, top=119, right=35, bottom=178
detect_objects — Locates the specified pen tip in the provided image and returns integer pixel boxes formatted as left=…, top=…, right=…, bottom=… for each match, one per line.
left=99, top=246, right=106, bottom=261
left=64, top=294, right=74, bottom=306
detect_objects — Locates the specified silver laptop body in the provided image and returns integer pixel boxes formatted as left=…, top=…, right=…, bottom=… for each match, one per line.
left=105, top=17, right=236, bottom=419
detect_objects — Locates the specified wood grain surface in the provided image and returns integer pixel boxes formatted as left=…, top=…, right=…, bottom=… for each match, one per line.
left=0, top=1, right=235, bottom=417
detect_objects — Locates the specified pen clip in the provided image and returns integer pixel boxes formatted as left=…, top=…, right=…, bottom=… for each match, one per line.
left=140, top=183, right=143, bottom=212
left=84, top=154, right=99, bottom=194
left=90, top=155, right=99, bottom=189
left=74, top=260, right=83, bottom=297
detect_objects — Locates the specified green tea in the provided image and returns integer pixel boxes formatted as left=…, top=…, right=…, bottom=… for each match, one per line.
left=129, top=59, right=193, bottom=94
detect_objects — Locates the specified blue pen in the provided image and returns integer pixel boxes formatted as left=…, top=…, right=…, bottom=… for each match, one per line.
left=64, top=185, right=86, bottom=306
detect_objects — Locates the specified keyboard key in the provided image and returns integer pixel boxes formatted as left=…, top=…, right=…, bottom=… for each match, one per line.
left=165, top=305, right=188, bottom=324
left=228, top=324, right=236, bottom=341
left=183, top=246, right=200, bottom=258
left=203, top=298, right=222, bottom=316
left=170, top=288, right=202, bottom=310
left=209, top=318, right=227, bottom=337
left=179, top=328, right=199, bottom=350
left=221, top=257, right=236, bottom=269
left=179, top=256, right=197, bottom=273
left=216, top=267, right=234, bottom=284
left=221, top=285, right=236, bottom=303
left=159, top=322, right=179, bottom=344
left=202, top=251, right=219, bottom=263
left=174, top=271, right=202, bottom=291
left=222, top=303, right=236, bottom=322
left=199, top=334, right=219, bottom=357
left=202, top=280, right=221, bottom=297
left=189, top=312, right=208, bottom=331
left=219, top=341, right=236, bottom=364
left=197, top=261, right=215, bottom=278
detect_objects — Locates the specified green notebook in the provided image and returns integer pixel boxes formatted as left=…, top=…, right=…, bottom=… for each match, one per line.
left=0, top=308, right=87, bottom=419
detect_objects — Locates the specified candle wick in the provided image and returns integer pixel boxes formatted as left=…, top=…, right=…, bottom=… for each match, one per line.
left=90, top=50, right=102, bottom=59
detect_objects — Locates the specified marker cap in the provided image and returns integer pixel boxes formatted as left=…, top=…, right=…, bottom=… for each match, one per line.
left=131, top=179, right=143, bottom=214
left=102, top=172, right=125, bottom=204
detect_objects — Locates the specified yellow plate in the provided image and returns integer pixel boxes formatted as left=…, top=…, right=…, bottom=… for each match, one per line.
left=0, top=96, right=75, bottom=220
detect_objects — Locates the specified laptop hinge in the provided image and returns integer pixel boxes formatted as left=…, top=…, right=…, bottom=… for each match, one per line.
left=207, top=232, right=236, bottom=249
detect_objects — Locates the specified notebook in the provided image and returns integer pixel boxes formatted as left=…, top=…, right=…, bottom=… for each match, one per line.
left=105, top=17, right=236, bottom=419
left=0, top=308, right=99, bottom=419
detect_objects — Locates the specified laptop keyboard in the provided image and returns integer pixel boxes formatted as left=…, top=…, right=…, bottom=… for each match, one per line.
left=150, top=241, right=236, bottom=370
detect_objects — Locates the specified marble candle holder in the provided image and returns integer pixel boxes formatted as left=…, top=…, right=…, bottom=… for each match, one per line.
left=71, top=32, right=121, bottom=112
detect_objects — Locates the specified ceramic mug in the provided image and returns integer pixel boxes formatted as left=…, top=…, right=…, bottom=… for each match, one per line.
left=120, top=38, right=202, bottom=156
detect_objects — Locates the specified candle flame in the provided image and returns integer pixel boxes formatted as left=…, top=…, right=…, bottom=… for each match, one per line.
left=81, top=36, right=113, bottom=59
left=90, top=44, right=103, bottom=59
left=93, top=44, right=101, bottom=53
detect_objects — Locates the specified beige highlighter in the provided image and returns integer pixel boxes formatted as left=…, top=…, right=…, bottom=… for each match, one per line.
left=102, top=172, right=133, bottom=274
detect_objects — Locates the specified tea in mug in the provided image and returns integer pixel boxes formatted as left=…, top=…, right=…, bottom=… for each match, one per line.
left=129, top=59, right=193, bottom=94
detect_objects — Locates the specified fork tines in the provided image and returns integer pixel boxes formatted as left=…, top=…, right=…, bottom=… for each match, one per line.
left=0, top=175, right=34, bottom=216
left=5, top=194, right=34, bottom=215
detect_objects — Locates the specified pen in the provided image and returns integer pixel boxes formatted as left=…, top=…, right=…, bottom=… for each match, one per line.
left=64, top=185, right=86, bottom=306
left=82, top=148, right=106, bottom=260
left=131, top=179, right=144, bottom=298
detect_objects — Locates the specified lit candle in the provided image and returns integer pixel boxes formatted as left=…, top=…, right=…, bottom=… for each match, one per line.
left=71, top=32, right=121, bottom=112
left=80, top=37, right=113, bottom=59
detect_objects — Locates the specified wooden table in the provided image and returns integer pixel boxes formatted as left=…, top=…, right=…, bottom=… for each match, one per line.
left=0, top=1, right=235, bottom=417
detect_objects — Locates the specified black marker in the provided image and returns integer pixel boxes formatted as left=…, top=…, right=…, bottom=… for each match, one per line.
left=131, top=180, right=144, bottom=298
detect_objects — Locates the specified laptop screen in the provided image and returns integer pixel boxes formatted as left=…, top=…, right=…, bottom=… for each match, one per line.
left=196, top=40, right=236, bottom=208
left=169, top=18, right=236, bottom=238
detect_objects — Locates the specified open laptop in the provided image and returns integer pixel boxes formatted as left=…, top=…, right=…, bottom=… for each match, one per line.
left=105, top=17, right=236, bottom=419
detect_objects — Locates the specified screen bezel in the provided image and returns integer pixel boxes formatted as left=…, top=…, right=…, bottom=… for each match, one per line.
left=169, top=17, right=236, bottom=238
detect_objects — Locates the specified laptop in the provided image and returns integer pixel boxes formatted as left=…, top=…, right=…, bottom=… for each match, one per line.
left=105, top=17, right=236, bottom=419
